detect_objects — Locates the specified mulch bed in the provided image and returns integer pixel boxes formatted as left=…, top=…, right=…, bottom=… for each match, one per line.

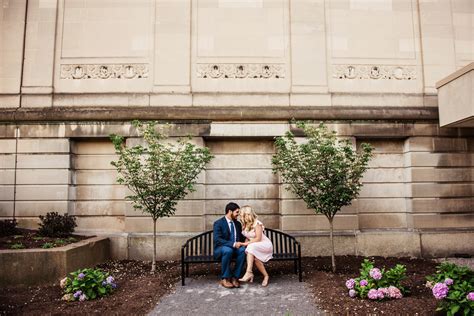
left=0, top=260, right=181, bottom=316
left=0, top=256, right=442, bottom=315
left=303, top=256, right=440, bottom=315
left=0, top=229, right=91, bottom=250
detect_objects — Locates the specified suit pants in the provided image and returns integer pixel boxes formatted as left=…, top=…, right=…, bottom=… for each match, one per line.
left=214, top=246, right=246, bottom=279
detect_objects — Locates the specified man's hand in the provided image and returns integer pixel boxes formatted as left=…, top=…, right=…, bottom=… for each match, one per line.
left=234, top=242, right=241, bottom=249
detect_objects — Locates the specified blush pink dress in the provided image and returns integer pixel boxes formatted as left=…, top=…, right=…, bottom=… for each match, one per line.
left=242, top=220, right=273, bottom=262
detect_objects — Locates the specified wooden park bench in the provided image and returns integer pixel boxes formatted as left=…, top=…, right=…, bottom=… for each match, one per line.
left=181, top=228, right=302, bottom=285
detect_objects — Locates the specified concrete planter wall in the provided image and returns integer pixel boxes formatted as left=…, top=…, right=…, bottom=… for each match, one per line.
left=0, top=237, right=110, bottom=286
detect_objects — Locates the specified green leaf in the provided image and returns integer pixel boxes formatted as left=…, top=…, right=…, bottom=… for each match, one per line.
left=450, top=305, right=460, bottom=315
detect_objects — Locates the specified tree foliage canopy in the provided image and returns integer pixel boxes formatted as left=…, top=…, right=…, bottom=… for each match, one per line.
left=272, top=122, right=373, bottom=220
left=110, top=121, right=213, bottom=221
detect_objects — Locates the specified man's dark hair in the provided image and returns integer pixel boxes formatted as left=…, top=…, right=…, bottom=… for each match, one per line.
left=225, top=202, right=240, bottom=214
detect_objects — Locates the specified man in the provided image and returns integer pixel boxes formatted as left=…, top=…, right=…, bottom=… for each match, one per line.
left=213, top=202, right=246, bottom=288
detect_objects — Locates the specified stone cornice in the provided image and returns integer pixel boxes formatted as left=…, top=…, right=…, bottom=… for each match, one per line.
left=0, top=106, right=439, bottom=123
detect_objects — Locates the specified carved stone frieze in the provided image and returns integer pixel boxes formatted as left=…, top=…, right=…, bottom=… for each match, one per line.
left=60, top=64, right=149, bottom=79
left=196, top=64, right=285, bottom=79
left=333, top=65, right=416, bottom=80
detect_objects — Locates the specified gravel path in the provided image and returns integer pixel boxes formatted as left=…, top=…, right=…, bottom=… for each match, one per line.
left=149, top=274, right=324, bottom=316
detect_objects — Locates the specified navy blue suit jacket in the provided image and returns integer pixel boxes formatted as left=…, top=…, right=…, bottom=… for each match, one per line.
left=213, top=216, right=245, bottom=250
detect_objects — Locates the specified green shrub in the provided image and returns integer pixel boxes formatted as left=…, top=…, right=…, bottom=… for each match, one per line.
left=38, top=212, right=77, bottom=238
left=55, top=239, right=66, bottom=245
left=41, top=242, right=55, bottom=249
left=426, top=262, right=474, bottom=316
left=345, top=259, right=407, bottom=300
left=0, top=219, right=18, bottom=237
left=10, top=243, right=25, bottom=249
left=60, top=268, right=117, bottom=302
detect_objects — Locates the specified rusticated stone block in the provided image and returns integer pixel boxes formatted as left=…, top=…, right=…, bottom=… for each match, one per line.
left=15, top=201, right=68, bottom=217
left=125, top=216, right=203, bottom=233
left=206, top=184, right=278, bottom=199
left=75, top=216, right=125, bottom=233
left=207, top=154, right=273, bottom=169
left=413, top=213, right=474, bottom=229
left=0, top=170, right=14, bottom=184
left=410, top=197, right=474, bottom=213
left=280, top=214, right=358, bottom=231
left=0, top=140, right=16, bottom=153
left=15, top=185, right=68, bottom=201
left=359, top=213, right=408, bottom=229
left=17, top=139, right=69, bottom=153
left=356, top=232, right=421, bottom=257
left=17, top=154, right=70, bottom=169
left=16, top=169, right=69, bottom=185
left=421, top=232, right=474, bottom=257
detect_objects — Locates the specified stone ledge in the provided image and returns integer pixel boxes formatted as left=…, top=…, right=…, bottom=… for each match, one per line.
left=0, top=236, right=110, bottom=286
left=0, top=106, right=439, bottom=123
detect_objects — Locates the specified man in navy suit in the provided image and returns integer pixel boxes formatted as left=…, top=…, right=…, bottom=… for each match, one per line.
left=213, top=202, right=246, bottom=288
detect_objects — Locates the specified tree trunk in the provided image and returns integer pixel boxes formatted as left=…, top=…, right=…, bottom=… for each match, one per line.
left=329, top=217, right=336, bottom=273
left=152, top=218, right=157, bottom=272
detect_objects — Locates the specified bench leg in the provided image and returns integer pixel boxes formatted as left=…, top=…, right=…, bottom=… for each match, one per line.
left=298, top=257, right=303, bottom=282
left=181, top=261, right=185, bottom=286
left=186, top=263, right=189, bottom=277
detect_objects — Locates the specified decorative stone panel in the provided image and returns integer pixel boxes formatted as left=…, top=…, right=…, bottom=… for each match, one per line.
left=196, top=64, right=285, bottom=79
left=60, top=64, right=149, bottom=80
left=333, top=65, right=417, bottom=80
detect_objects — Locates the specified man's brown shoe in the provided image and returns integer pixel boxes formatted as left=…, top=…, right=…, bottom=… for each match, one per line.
left=231, top=278, right=240, bottom=288
left=220, top=279, right=234, bottom=288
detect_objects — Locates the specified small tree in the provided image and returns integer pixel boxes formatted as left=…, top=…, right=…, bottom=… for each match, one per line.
left=272, top=122, right=373, bottom=272
left=110, top=121, right=213, bottom=272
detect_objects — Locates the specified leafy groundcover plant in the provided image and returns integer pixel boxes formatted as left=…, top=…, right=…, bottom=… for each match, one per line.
left=345, top=259, right=407, bottom=300
left=60, top=268, right=117, bottom=302
left=426, top=262, right=474, bottom=316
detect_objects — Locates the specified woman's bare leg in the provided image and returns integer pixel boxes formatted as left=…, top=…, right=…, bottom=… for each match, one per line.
left=254, top=258, right=269, bottom=286
left=239, top=252, right=254, bottom=282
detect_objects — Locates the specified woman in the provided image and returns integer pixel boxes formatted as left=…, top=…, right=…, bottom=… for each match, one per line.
left=238, top=206, right=273, bottom=287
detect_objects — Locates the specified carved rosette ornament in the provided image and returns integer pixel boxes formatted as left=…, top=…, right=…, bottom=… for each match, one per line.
left=60, top=64, right=149, bottom=79
left=333, top=65, right=416, bottom=80
left=196, top=64, right=285, bottom=79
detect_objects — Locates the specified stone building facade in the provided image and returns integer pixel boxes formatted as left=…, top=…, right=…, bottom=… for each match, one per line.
left=0, top=0, right=473, bottom=260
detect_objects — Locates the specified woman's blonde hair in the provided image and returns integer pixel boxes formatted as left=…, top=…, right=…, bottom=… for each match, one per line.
left=240, top=205, right=258, bottom=232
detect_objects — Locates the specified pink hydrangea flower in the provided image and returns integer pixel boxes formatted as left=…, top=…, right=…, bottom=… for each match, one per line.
left=348, top=289, right=356, bottom=298
left=345, top=279, right=355, bottom=289
left=369, top=268, right=382, bottom=280
left=359, top=279, right=368, bottom=287
left=79, top=294, right=87, bottom=301
left=467, top=292, right=474, bottom=301
left=387, top=286, right=402, bottom=299
left=378, top=287, right=389, bottom=297
left=432, top=282, right=449, bottom=300
left=367, top=289, right=383, bottom=300
left=444, top=278, right=453, bottom=286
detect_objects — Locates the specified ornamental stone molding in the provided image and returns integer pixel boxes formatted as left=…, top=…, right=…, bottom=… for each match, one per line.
left=196, top=63, right=285, bottom=79
left=60, top=64, right=149, bottom=79
left=333, top=65, right=416, bottom=80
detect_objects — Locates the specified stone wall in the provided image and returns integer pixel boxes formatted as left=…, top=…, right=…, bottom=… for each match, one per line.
left=1, top=121, right=472, bottom=259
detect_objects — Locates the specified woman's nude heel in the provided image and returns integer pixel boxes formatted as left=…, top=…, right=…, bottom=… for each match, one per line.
left=262, top=275, right=269, bottom=287
left=239, top=272, right=254, bottom=283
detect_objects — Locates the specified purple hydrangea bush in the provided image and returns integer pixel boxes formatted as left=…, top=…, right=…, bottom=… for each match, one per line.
left=345, top=259, right=407, bottom=300
left=426, top=262, right=474, bottom=315
left=60, top=268, right=117, bottom=302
